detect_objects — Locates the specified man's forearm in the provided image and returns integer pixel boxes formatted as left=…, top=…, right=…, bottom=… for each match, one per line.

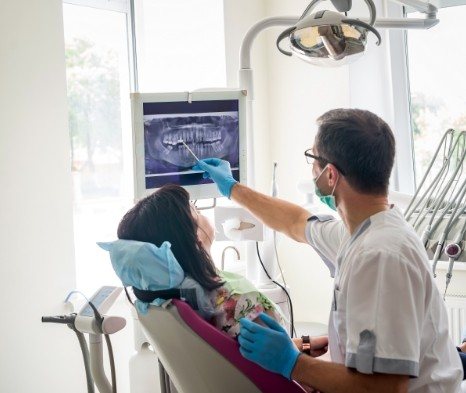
left=230, top=183, right=311, bottom=242
left=292, top=356, right=409, bottom=393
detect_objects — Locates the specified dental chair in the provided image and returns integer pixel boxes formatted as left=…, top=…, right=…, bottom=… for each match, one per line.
left=137, top=299, right=307, bottom=393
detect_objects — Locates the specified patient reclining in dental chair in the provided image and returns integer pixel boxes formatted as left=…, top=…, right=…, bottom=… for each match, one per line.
left=99, top=184, right=286, bottom=338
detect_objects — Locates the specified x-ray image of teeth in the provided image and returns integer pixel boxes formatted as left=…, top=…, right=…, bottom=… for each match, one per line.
left=144, top=112, right=239, bottom=174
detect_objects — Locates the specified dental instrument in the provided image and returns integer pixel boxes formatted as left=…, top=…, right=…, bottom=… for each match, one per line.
left=417, top=162, right=466, bottom=247
left=444, top=217, right=466, bottom=298
left=271, top=162, right=278, bottom=198
left=405, top=131, right=459, bottom=229
left=405, top=130, right=456, bottom=223
left=431, top=191, right=466, bottom=277
left=420, top=133, right=466, bottom=230
left=405, top=130, right=466, bottom=292
left=178, top=139, right=200, bottom=162
left=405, top=131, right=466, bottom=245
left=42, top=287, right=125, bottom=393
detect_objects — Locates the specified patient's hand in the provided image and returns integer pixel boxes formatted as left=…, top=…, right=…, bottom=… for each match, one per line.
left=460, top=341, right=466, bottom=352
left=292, top=335, right=329, bottom=358
left=310, top=335, right=328, bottom=358
left=253, top=309, right=280, bottom=327
left=292, top=337, right=303, bottom=350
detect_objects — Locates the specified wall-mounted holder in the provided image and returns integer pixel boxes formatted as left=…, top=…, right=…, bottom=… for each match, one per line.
left=214, top=206, right=264, bottom=242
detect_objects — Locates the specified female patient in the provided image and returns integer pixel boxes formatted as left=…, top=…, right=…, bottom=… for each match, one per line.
left=116, top=184, right=284, bottom=338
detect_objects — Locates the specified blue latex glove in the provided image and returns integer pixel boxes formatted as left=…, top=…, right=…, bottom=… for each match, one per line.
left=192, top=158, right=238, bottom=198
left=239, top=313, right=301, bottom=380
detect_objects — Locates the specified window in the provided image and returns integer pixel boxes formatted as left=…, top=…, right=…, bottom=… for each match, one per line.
left=406, top=6, right=466, bottom=184
left=63, top=0, right=228, bottom=294
left=64, top=2, right=133, bottom=294
left=134, top=0, right=227, bottom=92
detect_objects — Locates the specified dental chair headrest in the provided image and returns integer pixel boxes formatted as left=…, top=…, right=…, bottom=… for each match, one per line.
left=98, top=240, right=185, bottom=289
left=98, top=239, right=216, bottom=318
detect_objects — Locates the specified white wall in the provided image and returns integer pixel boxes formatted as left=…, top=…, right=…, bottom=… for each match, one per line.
left=223, top=0, right=272, bottom=193
left=0, top=1, right=83, bottom=392
left=262, top=1, right=351, bottom=324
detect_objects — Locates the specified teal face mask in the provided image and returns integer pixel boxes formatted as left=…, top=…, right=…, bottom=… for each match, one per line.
left=314, top=165, right=338, bottom=211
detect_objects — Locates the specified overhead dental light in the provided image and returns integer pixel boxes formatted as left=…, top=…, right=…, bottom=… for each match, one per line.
left=276, top=0, right=382, bottom=66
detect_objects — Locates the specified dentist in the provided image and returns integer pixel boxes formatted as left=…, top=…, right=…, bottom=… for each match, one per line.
left=192, top=109, right=462, bottom=393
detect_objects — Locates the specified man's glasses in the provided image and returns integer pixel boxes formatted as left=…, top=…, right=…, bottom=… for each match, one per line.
left=304, top=149, right=327, bottom=165
left=304, top=149, right=346, bottom=175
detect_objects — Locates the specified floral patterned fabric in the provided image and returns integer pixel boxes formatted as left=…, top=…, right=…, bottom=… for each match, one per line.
left=209, top=271, right=286, bottom=338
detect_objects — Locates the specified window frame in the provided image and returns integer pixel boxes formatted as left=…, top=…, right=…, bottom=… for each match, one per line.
left=388, top=0, right=466, bottom=194
left=63, top=0, right=139, bottom=293
left=63, top=0, right=138, bottom=91
left=384, top=1, right=417, bottom=194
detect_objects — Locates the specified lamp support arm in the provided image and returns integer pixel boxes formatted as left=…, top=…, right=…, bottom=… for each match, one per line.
left=240, top=17, right=299, bottom=70
left=390, top=0, right=437, bottom=16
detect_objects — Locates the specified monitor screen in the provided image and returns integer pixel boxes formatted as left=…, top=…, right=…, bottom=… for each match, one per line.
left=132, top=91, right=246, bottom=200
left=143, top=100, right=239, bottom=189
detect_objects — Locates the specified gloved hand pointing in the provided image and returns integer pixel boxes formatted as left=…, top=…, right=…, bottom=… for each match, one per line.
left=192, top=158, right=238, bottom=198
left=239, top=313, right=301, bottom=380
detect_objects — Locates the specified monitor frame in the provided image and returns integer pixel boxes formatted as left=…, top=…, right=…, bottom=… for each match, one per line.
left=131, top=90, right=247, bottom=201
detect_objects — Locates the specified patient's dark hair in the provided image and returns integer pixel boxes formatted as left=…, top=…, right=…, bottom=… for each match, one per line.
left=117, top=184, right=222, bottom=291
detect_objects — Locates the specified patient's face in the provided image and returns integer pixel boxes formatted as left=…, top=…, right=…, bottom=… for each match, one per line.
left=191, top=205, right=215, bottom=252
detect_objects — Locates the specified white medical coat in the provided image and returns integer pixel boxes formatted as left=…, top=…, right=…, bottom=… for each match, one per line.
left=305, top=206, right=463, bottom=393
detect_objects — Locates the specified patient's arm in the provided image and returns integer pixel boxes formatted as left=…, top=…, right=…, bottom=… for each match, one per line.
left=212, top=288, right=285, bottom=338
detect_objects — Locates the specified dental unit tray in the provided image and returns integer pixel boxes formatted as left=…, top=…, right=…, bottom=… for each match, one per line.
left=131, top=89, right=248, bottom=201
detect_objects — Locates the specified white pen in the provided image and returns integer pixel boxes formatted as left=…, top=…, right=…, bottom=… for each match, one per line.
left=178, top=139, right=200, bottom=162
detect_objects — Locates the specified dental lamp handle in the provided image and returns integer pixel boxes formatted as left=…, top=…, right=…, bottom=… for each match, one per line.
left=300, top=0, right=376, bottom=25
left=276, top=27, right=296, bottom=56
left=342, top=19, right=382, bottom=45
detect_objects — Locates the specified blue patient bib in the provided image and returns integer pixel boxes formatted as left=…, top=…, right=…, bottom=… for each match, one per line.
left=98, top=239, right=216, bottom=318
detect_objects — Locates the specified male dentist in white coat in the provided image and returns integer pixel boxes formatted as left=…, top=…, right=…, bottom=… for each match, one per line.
left=192, top=108, right=462, bottom=393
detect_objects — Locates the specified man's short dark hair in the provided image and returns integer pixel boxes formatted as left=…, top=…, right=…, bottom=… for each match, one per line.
left=315, top=108, right=395, bottom=195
